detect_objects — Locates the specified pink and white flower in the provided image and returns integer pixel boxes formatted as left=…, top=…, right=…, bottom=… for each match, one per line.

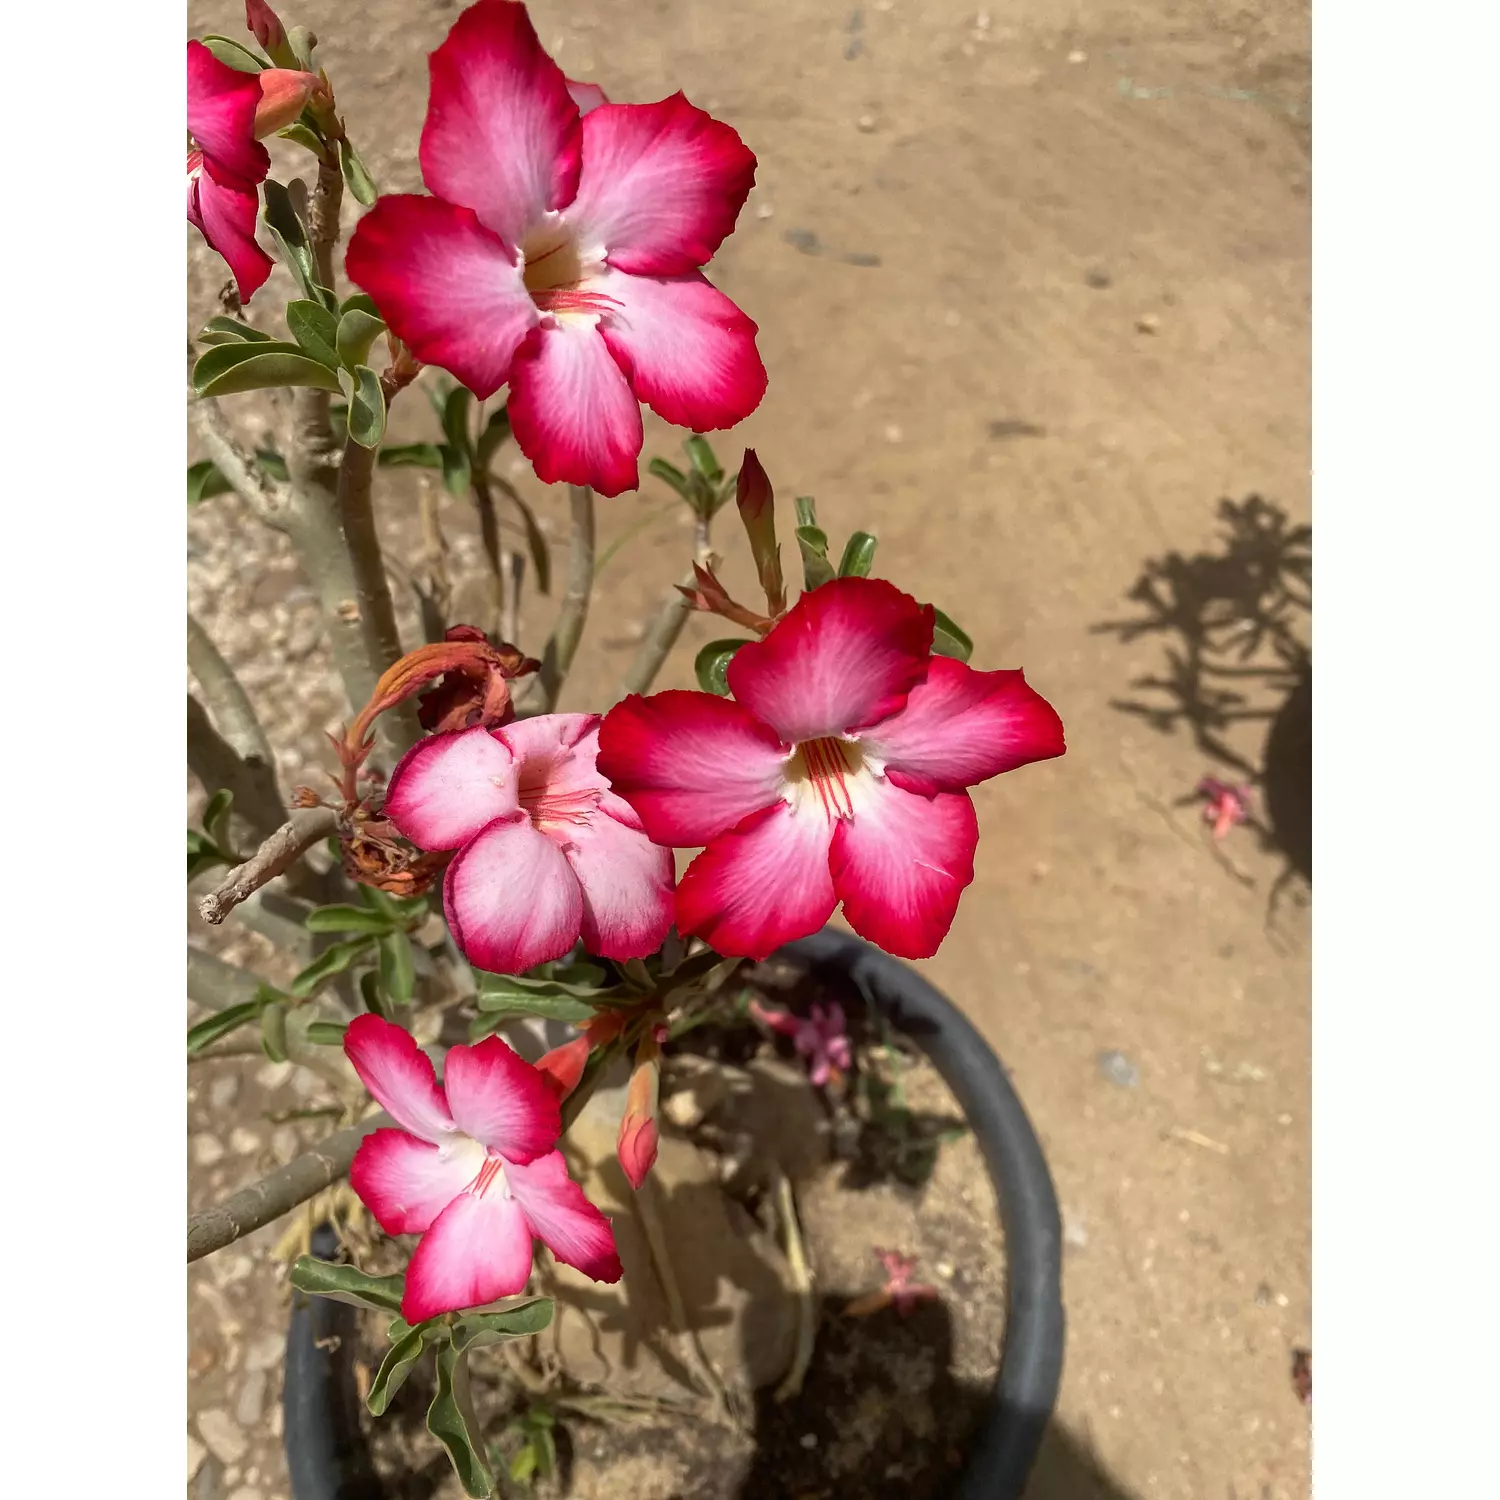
left=187, top=40, right=321, bottom=302
left=1196, top=776, right=1253, bottom=839
left=344, top=1016, right=621, bottom=1322
left=344, top=0, right=767, bottom=496
left=597, top=577, right=1065, bottom=961
left=383, top=713, right=675, bottom=974
left=750, top=999, right=852, bottom=1087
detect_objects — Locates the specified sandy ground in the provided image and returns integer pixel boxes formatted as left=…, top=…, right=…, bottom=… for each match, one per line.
left=187, top=1, right=1311, bottom=1496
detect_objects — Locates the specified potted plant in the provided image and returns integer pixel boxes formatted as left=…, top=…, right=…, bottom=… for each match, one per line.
left=187, top=3, right=1067, bottom=1495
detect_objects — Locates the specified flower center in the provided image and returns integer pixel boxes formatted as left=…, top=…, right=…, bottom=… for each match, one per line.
left=788, top=736, right=863, bottom=821
left=519, top=771, right=601, bottom=832
left=466, top=1151, right=511, bottom=1199
left=521, top=225, right=620, bottom=319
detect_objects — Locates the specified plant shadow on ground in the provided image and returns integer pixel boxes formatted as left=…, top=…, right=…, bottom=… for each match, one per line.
left=1093, top=494, right=1311, bottom=900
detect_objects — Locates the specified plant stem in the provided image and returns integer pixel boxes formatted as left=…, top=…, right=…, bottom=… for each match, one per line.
left=197, top=807, right=341, bottom=925
left=615, top=509, right=716, bottom=700
left=188, top=694, right=288, bottom=849
left=471, top=472, right=507, bottom=642
left=536, top=485, right=596, bottom=710
left=188, top=613, right=276, bottom=767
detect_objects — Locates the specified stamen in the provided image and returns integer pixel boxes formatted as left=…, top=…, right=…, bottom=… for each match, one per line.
left=468, top=1155, right=505, bottom=1198
left=530, top=287, right=624, bottom=316
left=797, top=736, right=856, bottom=820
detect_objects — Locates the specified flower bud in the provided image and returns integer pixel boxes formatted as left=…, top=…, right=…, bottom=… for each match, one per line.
left=534, top=1035, right=590, bottom=1100
left=616, top=1031, right=661, bottom=1190
left=253, top=69, right=321, bottom=139
left=735, top=449, right=785, bottom=615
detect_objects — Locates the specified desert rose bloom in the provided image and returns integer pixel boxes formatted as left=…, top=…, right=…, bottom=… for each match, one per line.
left=345, top=0, right=767, bottom=496
left=383, top=713, right=674, bottom=974
left=187, top=41, right=321, bottom=301
left=344, top=1016, right=621, bottom=1322
left=598, top=577, right=1066, bottom=961
left=750, top=999, right=852, bottom=1087
left=1196, top=776, right=1253, bottom=840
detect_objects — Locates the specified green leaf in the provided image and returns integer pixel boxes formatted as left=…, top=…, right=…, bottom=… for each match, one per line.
left=442, top=444, right=471, bottom=498
left=838, top=530, right=878, bottom=578
left=357, top=885, right=432, bottom=925
left=647, top=457, right=692, bottom=499
left=187, top=996, right=270, bottom=1054
left=305, top=1021, right=348, bottom=1046
left=683, top=434, right=723, bottom=485
left=345, top=366, right=387, bottom=449
left=260, top=1000, right=289, bottom=1063
left=510, top=1447, right=538, bottom=1485
left=440, top=387, right=475, bottom=495
left=550, top=960, right=609, bottom=989
left=338, top=136, right=379, bottom=207
left=286, top=299, right=341, bottom=369
left=451, top=1298, right=554, bottom=1354
left=474, top=977, right=603, bottom=1021
left=694, top=638, right=751, bottom=696
left=378, top=442, right=444, bottom=470
left=796, top=525, right=837, bottom=591
left=289, top=1256, right=405, bottom=1315
left=378, top=930, right=417, bottom=1007
left=367, top=1317, right=442, bottom=1416
left=277, top=122, right=327, bottom=156
left=304, top=904, right=395, bottom=935
left=508, top=490, right=551, bottom=595
left=289, top=936, right=378, bottom=999
left=202, top=789, right=236, bottom=855
left=256, top=448, right=289, bottom=481
left=286, top=24, right=318, bottom=70
left=197, top=315, right=276, bottom=346
left=794, top=495, right=819, bottom=528
left=341, top=292, right=382, bottom=320
left=930, top=608, right=974, bottom=663
left=475, top=406, right=511, bottom=469
left=201, top=35, right=267, bottom=72
left=336, top=308, right=387, bottom=371
left=193, top=341, right=343, bottom=398
left=359, top=969, right=391, bottom=1019
left=187, top=831, right=229, bottom=882
left=262, top=178, right=335, bottom=310
left=428, top=1345, right=496, bottom=1498
left=188, top=460, right=233, bottom=506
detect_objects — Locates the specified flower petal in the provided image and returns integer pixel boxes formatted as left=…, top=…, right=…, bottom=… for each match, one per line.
left=567, top=79, right=608, bottom=116
left=343, top=1014, right=456, bottom=1144
left=443, top=814, right=583, bottom=974
left=402, top=1190, right=535, bottom=1323
left=188, top=157, right=274, bottom=304
left=506, top=321, right=643, bottom=496
left=187, top=41, right=269, bottom=186
left=420, top=0, right=582, bottom=247
left=383, top=725, right=519, bottom=851
left=558, top=801, right=676, bottom=960
left=831, top=781, right=978, bottom=960
left=441, top=1036, right=561, bottom=1164
left=505, top=1150, right=623, bottom=1282
left=566, top=94, right=755, bottom=275
left=675, top=801, right=837, bottom=960
left=597, top=690, right=788, bottom=845
left=495, top=713, right=606, bottom=801
left=857, top=658, right=1066, bottom=792
left=726, top=577, right=935, bottom=743
left=593, top=268, right=766, bottom=431
left=349, top=1128, right=478, bottom=1236
left=345, top=194, right=537, bottom=401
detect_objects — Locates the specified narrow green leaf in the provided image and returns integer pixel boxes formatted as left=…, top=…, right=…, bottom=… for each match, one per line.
left=508, top=489, right=551, bottom=595
left=441, top=443, right=471, bottom=498
left=930, top=608, right=974, bottom=663
left=367, top=1318, right=440, bottom=1416
left=442, top=386, right=475, bottom=461
left=473, top=986, right=600, bottom=1023
left=336, top=308, right=387, bottom=371
left=193, top=341, right=343, bottom=398
left=197, top=315, right=276, bottom=346
left=286, top=24, right=318, bottom=70
left=338, top=136, right=379, bottom=207
left=427, top=1345, right=496, bottom=1499
left=536, top=1425, right=557, bottom=1479
left=451, top=1298, right=554, bottom=1354
left=186, top=1001, right=262, bottom=1054
left=683, top=434, right=723, bottom=484
left=378, top=930, right=417, bottom=1007
left=341, top=292, right=382, bottom=320
left=510, top=1448, right=539, bottom=1485
left=201, top=35, right=267, bottom=72
left=796, top=525, right=837, bottom=591
left=794, top=495, right=819, bottom=528
left=188, top=460, right=233, bottom=506
left=549, top=960, right=610, bottom=989
left=838, top=531, right=879, bottom=578
left=202, top=789, right=236, bottom=855
left=289, top=1256, right=405, bottom=1315
left=260, top=1000, right=289, bottom=1063
left=305, top=1021, right=348, bottom=1046
left=304, top=904, right=395, bottom=936
left=378, top=442, right=444, bottom=470
left=277, top=122, right=326, bottom=156
left=187, top=834, right=229, bottom=883
left=647, top=456, right=692, bottom=499
left=357, top=885, right=431, bottom=925
left=256, top=447, right=289, bottom=481
left=359, top=969, right=391, bottom=1019
left=694, top=638, right=751, bottom=696
left=289, top=936, right=378, bottom=999
left=475, top=405, right=511, bottom=469
left=286, top=299, right=341, bottom=369
left=346, top=365, right=387, bottom=449
left=262, top=179, right=332, bottom=308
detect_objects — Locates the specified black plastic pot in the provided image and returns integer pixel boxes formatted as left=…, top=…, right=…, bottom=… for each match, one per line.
left=284, top=930, right=1065, bottom=1500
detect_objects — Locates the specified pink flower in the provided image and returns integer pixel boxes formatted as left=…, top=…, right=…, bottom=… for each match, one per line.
left=751, top=999, right=852, bottom=1087
left=187, top=41, right=322, bottom=302
left=344, top=1016, right=621, bottom=1323
left=1196, top=776, right=1253, bottom=839
left=344, top=0, right=767, bottom=496
left=616, top=1031, right=662, bottom=1189
left=597, top=577, right=1066, bottom=961
left=844, top=1247, right=939, bottom=1318
left=383, top=713, right=675, bottom=974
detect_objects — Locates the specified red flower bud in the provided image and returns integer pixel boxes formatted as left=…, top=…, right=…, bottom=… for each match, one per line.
left=617, top=1031, right=662, bottom=1190
left=253, top=69, right=321, bottom=139
left=534, top=1035, right=590, bottom=1100
left=245, top=0, right=288, bottom=56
